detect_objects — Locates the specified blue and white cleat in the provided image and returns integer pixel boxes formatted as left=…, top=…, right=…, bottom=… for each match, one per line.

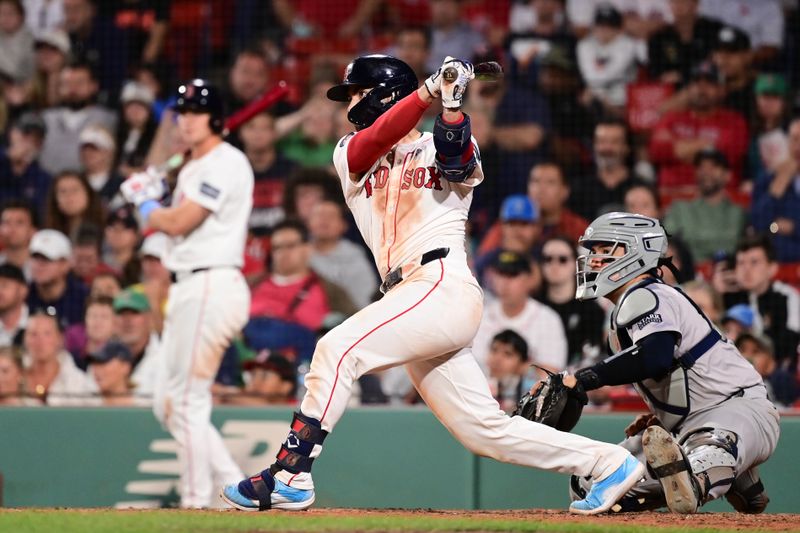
left=569, top=455, right=646, bottom=515
left=220, top=472, right=315, bottom=511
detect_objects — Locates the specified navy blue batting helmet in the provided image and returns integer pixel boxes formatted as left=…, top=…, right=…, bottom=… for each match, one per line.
left=327, top=55, right=418, bottom=129
left=172, top=79, right=225, bottom=133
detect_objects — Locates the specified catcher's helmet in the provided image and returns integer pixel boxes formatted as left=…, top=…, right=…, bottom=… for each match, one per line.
left=172, top=79, right=225, bottom=134
left=327, top=55, right=418, bottom=129
left=575, top=212, right=668, bottom=301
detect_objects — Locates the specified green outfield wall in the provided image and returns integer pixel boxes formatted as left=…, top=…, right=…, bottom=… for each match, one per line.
left=0, top=407, right=798, bottom=512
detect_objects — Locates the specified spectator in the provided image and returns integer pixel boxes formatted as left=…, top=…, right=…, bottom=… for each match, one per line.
left=23, top=0, right=64, bottom=35
left=472, top=251, right=567, bottom=373
left=138, top=232, right=170, bottom=334
left=0, top=347, right=24, bottom=404
left=224, top=351, right=297, bottom=406
left=79, top=125, right=123, bottom=207
left=22, top=311, right=96, bottom=405
left=721, top=303, right=754, bottom=342
left=623, top=182, right=662, bottom=220
left=0, top=0, right=35, bottom=83
left=30, top=30, right=70, bottom=108
left=391, top=25, right=432, bottom=81
left=567, top=0, right=673, bottom=41
left=96, top=0, right=170, bottom=65
left=537, top=236, right=605, bottom=367
left=751, top=117, right=800, bottom=262
left=736, top=333, right=798, bottom=408
left=71, top=222, right=112, bottom=285
left=507, top=0, right=575, bottom=82
left=710, top=25, right=754, bottom=118
left=241, top=111, right=298, bottom=235
left=486, top=329, right=531, bottom=413
left=116, top=81, right=157, bottom=176
left=87, top=339, right=143, bottom=406
left=112, top=287, right=160, bottom=398
left=278, top=97, right=339, bottom=169
left=225, top=47, right=270, bottom=115
left=724, top=235, right=800, bottom=371
left=681, top=280, right=723, bottom=325
left=64, top=294, right=114, bottom=370
left=749, top=74, right=790, bottom=180
left=282, top=168, right=343, bottom=226
left=664, top=148, right=746, bottom=261
left=648, top=60, right=748, bottom=192
left=272, top=0, right=380, bottom=40
left=0, top=263, right=29, bottom=349
left=475, top=195, right=541, bottom=285
left=44, top=170, right=104, bottom=241
left=647, top=0, right=722, bottom=85
left=308, top=200, right=378, bottom=310
left=0, top=113, right=51, bottom=218
left=528, top=161, right=588, bottom=243
left=102, top=206, right=141, bottom=285
left=426, top=0, right=486, bottom=73
left=88, top=270, right=121, bottom=299
left=27, top=229, right=88, bottom=328
left=698, top=0, right=783, bottom=67
left=131, top=61, right=172, bottom=122
left=0, top=199, right=37, bottom=280
left=570, top=118, right=641, bottom=220
left=40, top=60, right=117, bottom=174
left=576, top=4, right=639, bottom=112
left=249, top=220, right=354, bottom=331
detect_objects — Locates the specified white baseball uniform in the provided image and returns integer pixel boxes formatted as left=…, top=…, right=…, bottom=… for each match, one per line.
left=276, top=128, right=633, bottom=491
left=157, top=141, right=252, bottom=508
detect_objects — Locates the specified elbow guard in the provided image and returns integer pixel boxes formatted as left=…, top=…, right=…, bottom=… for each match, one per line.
left=433, top=113, right=477, bottom=183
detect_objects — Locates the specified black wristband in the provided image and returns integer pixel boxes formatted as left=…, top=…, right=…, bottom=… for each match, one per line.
left=575, top=367, right=603, bottom=391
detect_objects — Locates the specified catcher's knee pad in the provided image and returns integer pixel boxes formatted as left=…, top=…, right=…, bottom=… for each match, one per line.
left=681, top=427, right=738, bottom=503
left=726, top=467, right=769, bottom=514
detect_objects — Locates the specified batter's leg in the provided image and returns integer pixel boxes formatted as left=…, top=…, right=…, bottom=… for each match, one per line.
left=405, top=348, right=644, bottom=513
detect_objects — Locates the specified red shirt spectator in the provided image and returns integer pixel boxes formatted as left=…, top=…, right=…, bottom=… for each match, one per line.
left=649, top=61, right=748, bottom=190
left=249, top=272, right=329, bottom=332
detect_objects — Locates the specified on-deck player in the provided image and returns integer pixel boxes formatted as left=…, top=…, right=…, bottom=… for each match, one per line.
left=566, top=212, right=780, bottom=514
left=222, top=54, right=644, bottom=514
left=121, top=79, right=252, bottom=508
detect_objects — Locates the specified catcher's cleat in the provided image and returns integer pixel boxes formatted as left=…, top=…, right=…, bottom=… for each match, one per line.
left=642, top=426, right=700, bottom=514
left=569, top=455, right=646, bottom=515
left=725, top=467, right=769, bottom=514
left=221, top=471, right=315, bottom=511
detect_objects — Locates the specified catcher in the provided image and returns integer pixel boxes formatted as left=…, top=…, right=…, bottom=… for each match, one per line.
left=517, top=212, right=780, bottom=514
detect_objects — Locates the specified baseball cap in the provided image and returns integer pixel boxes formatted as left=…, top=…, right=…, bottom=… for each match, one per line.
left=722, top=304, right=754, bottom=329
left=243, top=351, right=297, bottom=383
left=491, top=250, right=532, bottom=276
left=79, top=125, right=116, bottom=151
left=694, top=147, right=729, bottom=169
left=690, top=61, right=721, bottom=84
left=121, top=81, right=155, bottom=106
left=755, top=73, right=787, bottom=97
left=29, top=229, right=72, bottom=260
left=539, top=46, right=575, bottom=72
left=0, top=263, right=26, bottom=285
left=594, top=3, right=622, bottom=27
left=113, top=288, right=150, bottom=313
left=107, top=206, right=138, bottom=230
left=140, top=232, right=169, bottom=259
left=714, top=25, right=750, bottom=52
left=34, top=29, right=71, bottom=55
left=500, top=195, right=538, bottom=223
left=87, top=340, right=133, bottom=364
left=13, top=112, right=47, bottom=138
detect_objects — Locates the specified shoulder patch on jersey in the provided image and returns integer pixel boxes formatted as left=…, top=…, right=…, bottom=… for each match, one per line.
left=200, top=182, right=221, bottom=200
left=616, top=287, right=659, bottom=327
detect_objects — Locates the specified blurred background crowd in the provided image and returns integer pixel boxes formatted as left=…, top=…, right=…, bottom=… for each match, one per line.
left=1, top=0, right=800, bottom=411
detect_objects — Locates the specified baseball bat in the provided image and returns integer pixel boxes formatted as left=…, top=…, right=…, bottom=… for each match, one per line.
left=443, top=61, right=503, bottom=83
left=155, top=81, right=290, bottom=175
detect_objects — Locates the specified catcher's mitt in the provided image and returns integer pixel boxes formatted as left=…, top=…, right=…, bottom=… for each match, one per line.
left=513, top=369, right=588, bottom=432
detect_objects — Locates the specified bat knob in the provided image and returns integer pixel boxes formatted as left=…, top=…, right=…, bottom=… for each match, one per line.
left=443, top=67, right=457, bottom=83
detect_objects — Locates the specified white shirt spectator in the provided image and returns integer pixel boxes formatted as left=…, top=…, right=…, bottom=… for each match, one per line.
left=578, top=31, right=639, bottom=106
left=0, top=304, right=29, bottom=348
left=23, top=0, right=64, bottom=36
left=567, top=0, right=673, bottom=29
left=472, top=296, right=568, bottom=373
left=699, top=0, right=784, bottom=49
left=130, top=333, right=161, bottom=401
left=45, top=350, right=98, bottom=406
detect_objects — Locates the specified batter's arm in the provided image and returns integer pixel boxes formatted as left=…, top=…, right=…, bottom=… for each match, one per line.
left=147, top=199, right=211, bottom=237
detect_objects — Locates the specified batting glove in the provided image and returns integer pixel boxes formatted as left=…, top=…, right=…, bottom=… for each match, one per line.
left=439, top=56, right=474, bottom=110
left=120, top=168, right=166, bottom=207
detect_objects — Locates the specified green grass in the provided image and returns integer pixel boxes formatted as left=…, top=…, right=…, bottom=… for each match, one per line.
left=0, top=509, right=791, bottom=533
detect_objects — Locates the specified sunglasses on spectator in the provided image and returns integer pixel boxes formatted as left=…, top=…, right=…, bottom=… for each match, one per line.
left=543, top=255, right=571, bottom=265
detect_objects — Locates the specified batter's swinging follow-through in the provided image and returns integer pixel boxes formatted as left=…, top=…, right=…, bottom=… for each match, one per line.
left=221, top=54, right=647, bottom=515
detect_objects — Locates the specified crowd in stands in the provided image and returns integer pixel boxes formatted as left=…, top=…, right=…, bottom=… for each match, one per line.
left=2, top=0, right=800, bottom=411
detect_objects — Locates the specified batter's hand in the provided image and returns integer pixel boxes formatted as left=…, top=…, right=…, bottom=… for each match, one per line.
left=121, top=168, right=166, bottom=207
left=439, top=56, right=474, bottom=110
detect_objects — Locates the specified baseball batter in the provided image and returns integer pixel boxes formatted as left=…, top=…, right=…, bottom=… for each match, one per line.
left=565, top=212, right=780, bottom=514
left=121, top=80, right=252, bottom=508
left=222, top=55, right=645, bottom=514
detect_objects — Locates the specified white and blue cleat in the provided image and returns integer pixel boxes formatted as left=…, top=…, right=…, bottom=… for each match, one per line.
left=569, top=455, right=646, bottom=515
left=221, top=478, right=315, bottom=511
